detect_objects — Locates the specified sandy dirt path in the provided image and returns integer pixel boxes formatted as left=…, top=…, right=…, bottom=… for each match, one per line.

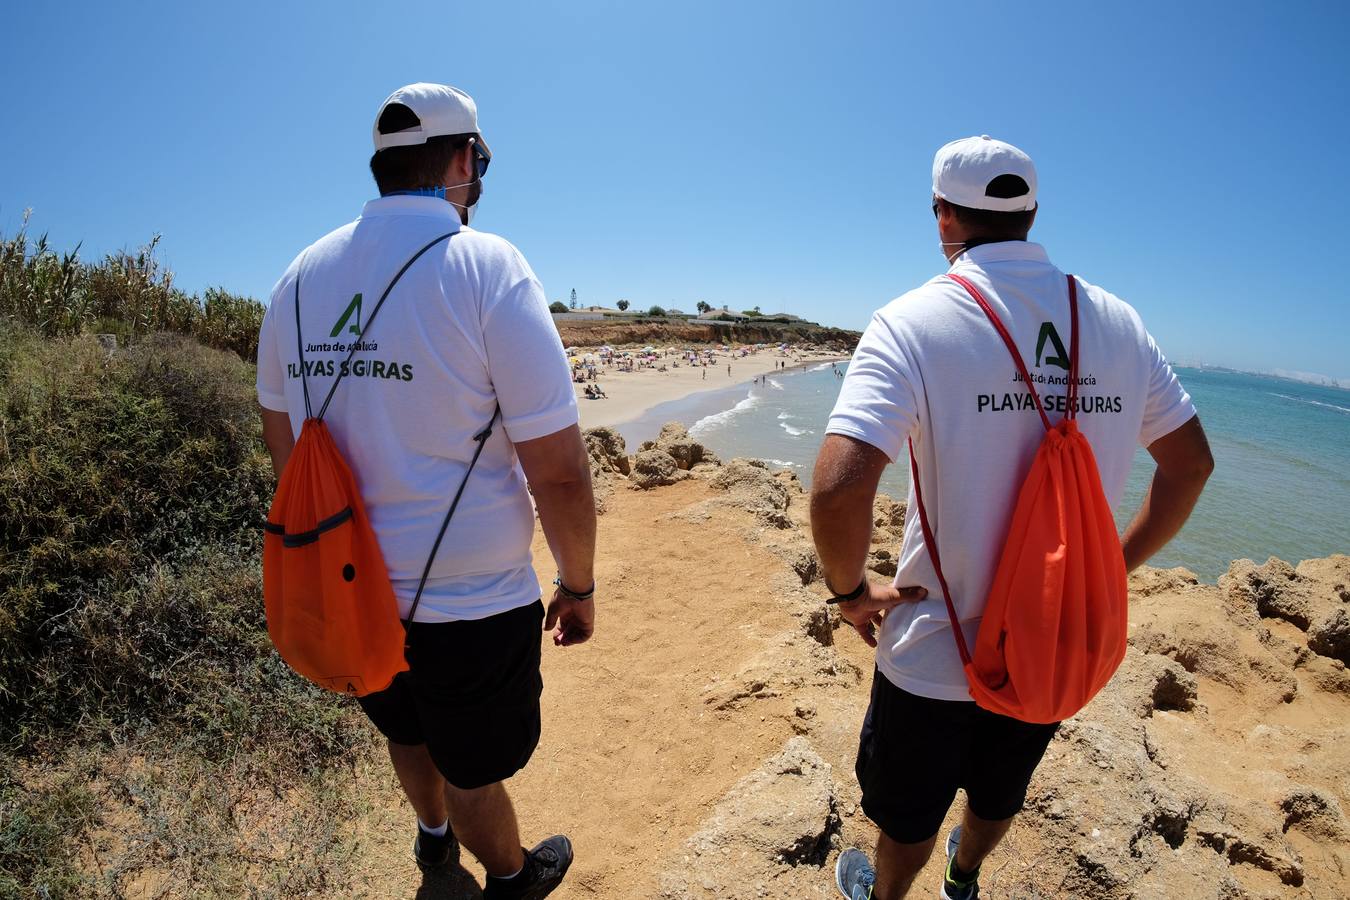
left=344, top=478, right=858, bottom=898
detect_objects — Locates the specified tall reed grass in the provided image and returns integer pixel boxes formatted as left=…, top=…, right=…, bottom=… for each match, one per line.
left=0, top=212, right=265, bottom=361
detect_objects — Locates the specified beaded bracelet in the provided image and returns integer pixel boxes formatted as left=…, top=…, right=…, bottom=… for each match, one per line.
left=553, top=577, right=595, bottom=602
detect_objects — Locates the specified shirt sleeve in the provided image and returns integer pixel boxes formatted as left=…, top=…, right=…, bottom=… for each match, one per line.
left=255, top=294, right=287, bottom=412
left=1138, top=330, right=1196, bottom=446
left=826, top=312, right=921, bottom=462
left=481, top=271, right=579, bottom=443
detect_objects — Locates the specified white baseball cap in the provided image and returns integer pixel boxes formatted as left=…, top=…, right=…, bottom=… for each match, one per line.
left=372, top=83, right=479, bottom=151
left=932, top=135, right=1037, bottom=212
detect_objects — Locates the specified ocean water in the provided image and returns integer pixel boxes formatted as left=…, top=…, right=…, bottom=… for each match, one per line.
left=617, top=364, right=1350, bottom=582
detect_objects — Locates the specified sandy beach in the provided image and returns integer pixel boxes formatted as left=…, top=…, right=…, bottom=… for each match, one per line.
left=571, top=348, right=847, bottom=428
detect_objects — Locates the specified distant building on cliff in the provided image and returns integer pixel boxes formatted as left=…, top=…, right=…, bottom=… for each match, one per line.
left=697, top=306, right=750, bottom=322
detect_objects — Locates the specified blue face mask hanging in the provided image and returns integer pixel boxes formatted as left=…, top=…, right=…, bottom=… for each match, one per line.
left=386, top=177, right=481, bottom=225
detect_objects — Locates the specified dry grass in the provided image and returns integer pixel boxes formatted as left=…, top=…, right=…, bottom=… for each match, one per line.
left=0, top=325, right=373, bottom=898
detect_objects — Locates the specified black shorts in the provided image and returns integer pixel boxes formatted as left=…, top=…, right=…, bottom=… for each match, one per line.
left=855, top=668, right=1060, bottom=844
left=357, top=599, right=545, bottom=790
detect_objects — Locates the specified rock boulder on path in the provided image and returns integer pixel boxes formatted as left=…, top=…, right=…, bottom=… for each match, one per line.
left=710, top=458, right=792, bottom=528
left=658, top=737, right=841, bottom=899
left=1308, top=608, right=1350, bottom=665
left=583, top=425, right=631, bottom=476
left=640, top=422, right=721, bottom=471
left=631, top=448, right=686, bottom=489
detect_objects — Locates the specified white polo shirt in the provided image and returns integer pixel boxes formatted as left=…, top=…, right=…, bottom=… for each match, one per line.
left=257, top=196, right=578, bottom=622
left=827, top=241, right=1195, bottom=701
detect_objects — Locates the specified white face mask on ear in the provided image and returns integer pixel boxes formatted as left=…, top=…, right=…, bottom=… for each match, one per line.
left=940, top=240, right=967, bottom=262
left=441, top=177, right=481, bottom=226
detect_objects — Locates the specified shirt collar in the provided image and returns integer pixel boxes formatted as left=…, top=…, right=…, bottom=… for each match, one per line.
left=948, top=240, right=1050, bottom=271
left=359, top=194, right=464, bottom=226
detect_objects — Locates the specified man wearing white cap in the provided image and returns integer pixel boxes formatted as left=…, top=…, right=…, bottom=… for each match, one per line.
left=811, top=136, right=1212, bottom=899
left=256, top=83, right=595, bottom=898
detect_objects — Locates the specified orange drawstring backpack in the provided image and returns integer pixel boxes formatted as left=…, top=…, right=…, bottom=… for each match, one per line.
left=263, top=232, right=497, bottom=697
left=908, top=273, right=1128, bottom=724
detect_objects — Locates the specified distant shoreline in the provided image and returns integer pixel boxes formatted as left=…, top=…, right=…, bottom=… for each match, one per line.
left=612, top=356, right=849, bottom=447
left=574, top=350, right=848, bottom=434
left=1178, top=364, right=1350, bottom=392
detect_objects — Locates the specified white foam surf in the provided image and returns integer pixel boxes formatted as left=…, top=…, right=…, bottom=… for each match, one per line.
left=690, top=394, right=761, bottom=436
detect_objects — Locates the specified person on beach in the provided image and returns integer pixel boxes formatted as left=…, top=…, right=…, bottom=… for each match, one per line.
left=256, top=83, right=595, bottom=899
left=811, top=136, right=1212, bottom=900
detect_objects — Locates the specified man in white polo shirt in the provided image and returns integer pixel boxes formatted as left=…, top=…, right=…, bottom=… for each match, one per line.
left=812, top=136, right=1213, bottom=900
left=256, top=83, right=595, bottom=899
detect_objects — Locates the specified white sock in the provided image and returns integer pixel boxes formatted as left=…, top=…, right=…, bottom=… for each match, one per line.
left=491, top=863, right=525, bottom=881
left=417, top=817, right=449, bottom=837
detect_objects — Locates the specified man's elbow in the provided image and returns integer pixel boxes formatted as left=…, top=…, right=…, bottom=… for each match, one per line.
left=1196, top=446, right=1216, bottom=482
left=529, top=458, right=594, bottom=492
left=1165, top=445, right=1214, bottom=487
left=1184, top=437, right=1216, bottom=483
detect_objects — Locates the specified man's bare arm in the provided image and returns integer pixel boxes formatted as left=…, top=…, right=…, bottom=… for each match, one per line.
left=810, top=434, right=925, bottom=646
left=1120, top=415, right=1214, bottom=572
left=811, top=434, right=889, bottom=592
left=514, top=424, right=597, bottom=646
left=260, top=407, right=295, bottom=478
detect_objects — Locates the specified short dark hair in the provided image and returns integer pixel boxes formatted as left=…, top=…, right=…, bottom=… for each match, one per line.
left=944, top=200, right=1036, bottom=242
left=368, top=103, right=473, bottom=194
left=940, top=173, right=1036, bottom=241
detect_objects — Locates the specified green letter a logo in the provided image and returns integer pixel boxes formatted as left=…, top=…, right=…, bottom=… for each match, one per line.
left=330, top=293, right=363, bottom=338
left=1035, top=322, right=1070, bottom=370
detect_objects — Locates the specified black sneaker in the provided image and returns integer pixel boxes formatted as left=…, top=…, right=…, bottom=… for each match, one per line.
left=941, top=826, right=980, bottom=900
left=482, top=835, right=574, bottom=900
left=413, top=822, right=460, bottom=870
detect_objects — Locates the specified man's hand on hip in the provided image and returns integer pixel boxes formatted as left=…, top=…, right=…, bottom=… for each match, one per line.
left=544, top=588, right=594, bottom=647
left=836, top=582, right=927, bottom=648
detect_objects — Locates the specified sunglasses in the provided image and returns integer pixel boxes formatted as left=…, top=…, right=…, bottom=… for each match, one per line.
left=932, top=198, right=940, bottom=218
left=471, top=137, right=492, bottom=178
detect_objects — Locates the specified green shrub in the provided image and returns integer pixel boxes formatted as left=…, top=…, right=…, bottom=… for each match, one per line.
left=0, top=323, right=372, bottom=894
left=0, top=219, right=265, bottom=362
left=0, top=326, right=362, bottom=759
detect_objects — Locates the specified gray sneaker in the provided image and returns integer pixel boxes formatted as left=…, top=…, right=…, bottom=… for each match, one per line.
left=482, top=835, right=574, bottom=900
left=941, top=825, right=979, bottom=900
left=834, top=847, right=875, bottom=899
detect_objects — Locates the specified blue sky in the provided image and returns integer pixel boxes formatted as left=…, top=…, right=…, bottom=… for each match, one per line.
left=2, top=1, right=1347, bottom=379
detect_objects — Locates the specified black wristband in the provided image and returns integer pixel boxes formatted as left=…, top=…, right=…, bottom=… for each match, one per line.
left=825, top=577, right=867, bottom=605
left=554, top=577, right=594, bottom=602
